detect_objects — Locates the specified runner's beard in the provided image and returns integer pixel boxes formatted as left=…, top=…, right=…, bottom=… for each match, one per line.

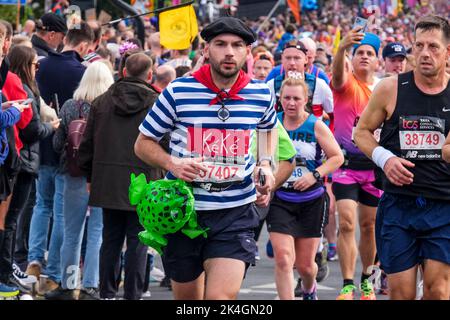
left=210, top=58, right=245, bottom=79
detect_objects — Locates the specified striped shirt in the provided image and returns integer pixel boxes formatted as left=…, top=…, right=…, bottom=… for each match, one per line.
left=139, top=76, right=278, bottom=211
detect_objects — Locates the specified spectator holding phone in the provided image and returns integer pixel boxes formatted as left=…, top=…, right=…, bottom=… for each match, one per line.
left=331, top=23, right=382, bottom=300
left=0, top=45, right=60, bottom=292
left=0, top=23, right=29, bottom=298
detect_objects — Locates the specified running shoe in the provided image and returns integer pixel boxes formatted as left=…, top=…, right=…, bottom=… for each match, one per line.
left=336, top=284, right=357, bottom=300
left=0, top=282, right=19, bottom=298
left=6, top=274, right=31, bottom=293
left=294, top=278, right=303, bottom=298
left=79, top=287, right=100, bottom=300
left=302, top=282, right=318, bottom=300
left=360, top=279, right=377, bottom=300
left=160, top=275, right=172, bottom=290
left=12, top=263, right=37, bottom=286
left=315, top=250, right=329, bottom=282
left=327, top=246, right=338, bottom=261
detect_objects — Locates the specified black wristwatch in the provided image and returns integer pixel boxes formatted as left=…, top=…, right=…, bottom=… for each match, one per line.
left=312, top=170, right=321, bottom=181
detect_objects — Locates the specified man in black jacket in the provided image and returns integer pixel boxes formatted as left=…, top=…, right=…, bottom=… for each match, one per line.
left=78, top=53, right=165, bottom=300
left=32, top=13, right=67, bottom=59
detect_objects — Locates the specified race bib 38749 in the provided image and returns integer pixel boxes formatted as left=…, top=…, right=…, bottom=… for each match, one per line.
left=399, top=116, right=445, bottom=160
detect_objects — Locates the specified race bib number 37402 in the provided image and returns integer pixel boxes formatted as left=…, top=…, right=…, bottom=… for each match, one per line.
left=399, top=116, right=446, bottom=160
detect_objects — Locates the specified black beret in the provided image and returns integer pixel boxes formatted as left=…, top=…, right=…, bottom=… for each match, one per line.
left=37, top=13, right=68, bottom=34
left=200, top=17, right=256, bottom=45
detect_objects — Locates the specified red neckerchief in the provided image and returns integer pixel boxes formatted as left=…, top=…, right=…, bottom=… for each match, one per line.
left=151, top=83, right=162, bottom=93
left=192, top=65, right=251, bottom=106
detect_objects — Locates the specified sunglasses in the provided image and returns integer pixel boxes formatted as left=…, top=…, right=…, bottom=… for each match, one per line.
left=31, top=61, right=40, bottom=71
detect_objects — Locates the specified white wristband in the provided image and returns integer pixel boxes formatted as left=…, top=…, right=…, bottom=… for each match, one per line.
left=372, top=146, right=395, bottom=170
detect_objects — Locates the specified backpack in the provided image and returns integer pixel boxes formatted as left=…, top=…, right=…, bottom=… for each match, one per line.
left=66, top=101, right=87, bottom=177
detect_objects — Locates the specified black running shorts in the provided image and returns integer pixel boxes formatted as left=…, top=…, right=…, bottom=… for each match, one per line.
left=266, top=193, right=329, bottom=238
left=163, top=203, right=259, bottom=283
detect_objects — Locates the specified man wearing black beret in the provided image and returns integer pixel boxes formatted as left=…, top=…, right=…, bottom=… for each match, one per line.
left=32, top=13, right=68, bottom=58
left=135, top=16, right=280, bottom=300
left=200, top=16, right=256, bottom=45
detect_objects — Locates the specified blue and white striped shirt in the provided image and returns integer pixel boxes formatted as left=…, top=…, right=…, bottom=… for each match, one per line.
left=139, top=76, right=277, bottom=211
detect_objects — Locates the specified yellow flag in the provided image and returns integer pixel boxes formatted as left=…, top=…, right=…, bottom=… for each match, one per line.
left=159, top=4, right=198, bottom=50
left=332, top=26, right=341, bottom=56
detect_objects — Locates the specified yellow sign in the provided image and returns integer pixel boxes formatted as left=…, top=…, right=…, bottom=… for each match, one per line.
left=159, top=4, right=198, bottom=50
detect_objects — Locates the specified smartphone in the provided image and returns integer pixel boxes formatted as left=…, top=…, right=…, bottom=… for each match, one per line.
left=352, top=16, right=368, bottom=32
left=1, top=99, right=32, bottom=111
left=21, top=98, right=33, bottom=105
left=258, top=168, right=266, bottom=187
left=52, top=93, right=60, bottom=116
left=1, top=99, right=26, bottom=108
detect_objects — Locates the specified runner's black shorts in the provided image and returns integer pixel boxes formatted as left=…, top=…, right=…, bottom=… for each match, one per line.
left=266, top=192, right=329, bottom=238
left=163, top=203, right=259, bottom=283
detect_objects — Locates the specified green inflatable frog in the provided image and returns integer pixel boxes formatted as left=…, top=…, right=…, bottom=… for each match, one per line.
left=129, top=173, right=208, bottom=255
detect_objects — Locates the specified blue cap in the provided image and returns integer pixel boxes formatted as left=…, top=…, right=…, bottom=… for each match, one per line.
left=382, top=42, right=407, bottom=59
left=353, top=32, right=381, bottom=55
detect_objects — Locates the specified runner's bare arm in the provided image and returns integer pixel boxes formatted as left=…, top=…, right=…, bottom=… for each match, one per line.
left=257, top=129, right=278, bottom=161
left=292, top=121, right=344, bottom=192
left=443, top=132, right=450, bottom=163
left=314, top=121, right=344, bottom=177
left=256, top=160, right=293, bottom=207
left=134, top=133, right=206, bottom=182
left=331, top=27, right=364, bottom=90
left=135, top=133, right=171, bottom=169
left=256, top=129, right=278, bottom=194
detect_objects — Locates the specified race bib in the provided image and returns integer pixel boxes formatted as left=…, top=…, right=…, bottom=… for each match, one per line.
left=399, top=116, right=445, bottom=160
left=352, top=116, right=381, bottom=143
left=282, top=158, right=310, bottom=189
left=195, top=162, right=246, bottom=184
left=187, top=127, right=250, bottom=191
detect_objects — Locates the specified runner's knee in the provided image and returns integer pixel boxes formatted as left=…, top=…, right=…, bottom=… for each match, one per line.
left=273, top=248, right=294, bottom=271
left=297, top=261, right=316, bottom=277
left=338, top=216, right=356, bottom=233
left=423, top=276, right=450, bottom=300
left=359, top=219, right=375, bottom=233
